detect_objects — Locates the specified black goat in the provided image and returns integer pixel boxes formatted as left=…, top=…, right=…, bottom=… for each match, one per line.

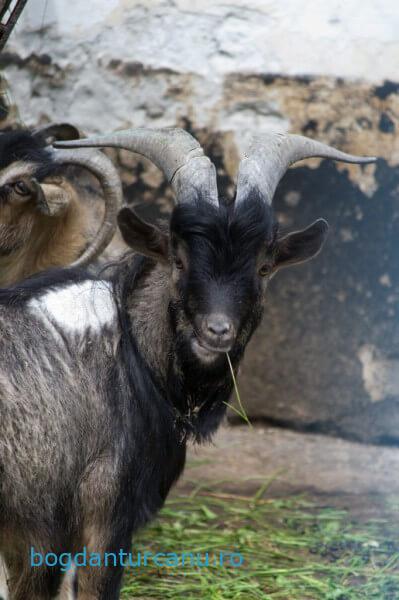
left=0, top=128, right=375, bottom=599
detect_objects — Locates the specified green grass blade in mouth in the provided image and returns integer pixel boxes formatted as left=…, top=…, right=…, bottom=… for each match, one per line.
left=226, top=352, right=252, bottom=428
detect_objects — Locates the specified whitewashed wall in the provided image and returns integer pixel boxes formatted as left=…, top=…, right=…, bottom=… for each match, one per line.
left=3, top=0, right=399, bottom=150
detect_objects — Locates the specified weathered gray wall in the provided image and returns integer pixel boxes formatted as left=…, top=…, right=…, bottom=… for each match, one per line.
left=1, top=0, right=399, bottom=443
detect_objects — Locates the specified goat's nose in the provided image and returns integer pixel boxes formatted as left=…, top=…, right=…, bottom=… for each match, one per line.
left=205, top=314, right=233, bottom=339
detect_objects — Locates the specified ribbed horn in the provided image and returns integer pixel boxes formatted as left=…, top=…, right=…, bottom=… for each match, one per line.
left=236, top=132, right=377, bottom=207
left=49, top=148, right=122, bottom=267
left=54, top=128, right=219, bottom=206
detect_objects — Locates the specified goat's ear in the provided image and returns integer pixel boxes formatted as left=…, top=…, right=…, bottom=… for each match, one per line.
left=117, top=207, right=169, bottom=263
left=273, top=219, right=329, bottom=271
left=35, top=183, right=71, bottom=217
left=33, top=123, right=81, bottom=145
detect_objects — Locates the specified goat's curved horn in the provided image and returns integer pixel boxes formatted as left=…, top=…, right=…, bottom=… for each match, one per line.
left=236, top=133, right=377, bottom=207
left=54, top=128, right=219, bottom=206
left=50, top=148, right=122, bottom=267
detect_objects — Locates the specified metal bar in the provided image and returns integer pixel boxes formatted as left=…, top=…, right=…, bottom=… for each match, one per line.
left=0, top=0, right=29, bottom=51
left=0, top=1, right=18, bottom=22
left=0, top=1, right=10, bottom=19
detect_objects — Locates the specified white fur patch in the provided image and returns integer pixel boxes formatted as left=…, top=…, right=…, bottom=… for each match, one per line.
left=57, top=563, right=76, bottom=600
left=0, top=554, right=8, bottom=600
left=29, top=280, right=117, bottom=337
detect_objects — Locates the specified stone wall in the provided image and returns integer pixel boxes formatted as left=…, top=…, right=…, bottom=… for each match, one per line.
left=1, top=0, right=399, bottom=443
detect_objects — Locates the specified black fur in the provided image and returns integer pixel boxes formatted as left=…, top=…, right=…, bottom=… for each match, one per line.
left=170, top=196, right=276, bottom=323
left=171, top=195, right=276, bottom=269
left=0, top=129, right=59, bottom=180
left=111, top=255, right=186, bottom=533
left=164, top=195, right=277, bottom=440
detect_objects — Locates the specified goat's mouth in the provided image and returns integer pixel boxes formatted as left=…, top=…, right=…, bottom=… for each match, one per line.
left=191, top=335, right=232, bottom=363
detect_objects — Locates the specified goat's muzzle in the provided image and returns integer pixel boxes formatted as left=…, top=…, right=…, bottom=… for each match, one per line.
left=193, top=313, right=236, bottom=359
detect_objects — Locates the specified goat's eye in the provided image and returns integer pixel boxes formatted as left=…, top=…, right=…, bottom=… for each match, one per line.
left=14, top=181, right=30, bottom=196
left=258, top=264, right=270, bottom=277
left=174, top=258, right=184, bottom=270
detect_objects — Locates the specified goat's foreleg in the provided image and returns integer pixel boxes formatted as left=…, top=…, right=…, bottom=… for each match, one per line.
left=56, top=564, right=76, bottom=600
left=76, top=523, right=133, bottom=600
left=3, top=551, right=62, bottom=600
left=77, top=461, right=134, bottom=600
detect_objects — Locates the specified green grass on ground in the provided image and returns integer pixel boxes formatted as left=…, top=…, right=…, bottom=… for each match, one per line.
left=121, top=486, right=399, bottom=600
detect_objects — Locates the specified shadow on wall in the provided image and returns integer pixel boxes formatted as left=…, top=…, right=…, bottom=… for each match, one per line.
left=236, top=159, right=399, bottom=446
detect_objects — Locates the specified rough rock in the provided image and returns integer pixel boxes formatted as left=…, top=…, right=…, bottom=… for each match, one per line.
left=233, top=158, right=399, bottom=445
left=180, top=425, right=399, bottom=498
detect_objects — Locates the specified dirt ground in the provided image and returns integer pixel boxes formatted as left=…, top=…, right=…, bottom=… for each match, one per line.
left=178, top=424, right=399, bottom=516
left=121, top=425, right=399, bottom=599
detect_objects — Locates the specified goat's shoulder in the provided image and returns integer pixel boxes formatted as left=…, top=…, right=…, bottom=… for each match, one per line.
left=0, top=268, right=117, bottom=337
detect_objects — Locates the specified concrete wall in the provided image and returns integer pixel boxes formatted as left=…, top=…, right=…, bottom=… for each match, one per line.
left=1, top=0, right=399, bottom=443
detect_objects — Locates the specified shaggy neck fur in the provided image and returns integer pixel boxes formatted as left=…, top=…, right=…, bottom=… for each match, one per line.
left=111, top=256, right=232, bottom=444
